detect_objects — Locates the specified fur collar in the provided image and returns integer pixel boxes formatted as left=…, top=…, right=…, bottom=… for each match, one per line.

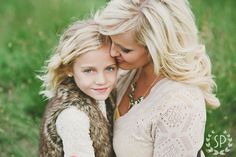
left=39, top=78, right=115, bottom=157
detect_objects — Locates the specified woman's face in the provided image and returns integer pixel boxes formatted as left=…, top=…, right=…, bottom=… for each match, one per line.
left=72, top=45, right=117, bottom=101
left=110, top=30, right=150, bottom=70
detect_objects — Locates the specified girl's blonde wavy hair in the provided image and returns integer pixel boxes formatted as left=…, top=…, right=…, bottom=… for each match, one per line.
left=95, top=0, right=220, bottom=108
left=39, top=20, right=109, bottom=99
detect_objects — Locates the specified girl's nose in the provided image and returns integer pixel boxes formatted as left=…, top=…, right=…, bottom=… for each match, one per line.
left=95, top=72, right=106, bottom=85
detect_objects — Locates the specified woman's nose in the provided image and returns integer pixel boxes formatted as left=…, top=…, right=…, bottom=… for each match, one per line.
left=110, top=43, right=120, bottom=57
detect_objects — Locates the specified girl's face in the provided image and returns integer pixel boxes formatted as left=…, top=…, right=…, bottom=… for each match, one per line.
left=110, top=30, right=150, bottom=70
left=72, top=45, right=117, bottom=101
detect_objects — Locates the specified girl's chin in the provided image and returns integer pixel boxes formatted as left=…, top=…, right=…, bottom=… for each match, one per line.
left=95, top=97, right=108, bottom=101
left=92, top=94, right=109, bottom=101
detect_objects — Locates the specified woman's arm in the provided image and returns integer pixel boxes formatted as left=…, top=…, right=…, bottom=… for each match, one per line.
left=153, top=86, right=206, bottom=157
left=56, top=106, right=95, bottom=157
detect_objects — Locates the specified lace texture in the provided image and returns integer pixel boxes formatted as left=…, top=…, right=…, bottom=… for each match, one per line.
left=113, top=77, right=206, bottom=157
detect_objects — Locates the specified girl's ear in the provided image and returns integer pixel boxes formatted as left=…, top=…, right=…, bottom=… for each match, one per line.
left=65, top=66, right=73, bottom=77
left=67, top=73, right=73, bottom=77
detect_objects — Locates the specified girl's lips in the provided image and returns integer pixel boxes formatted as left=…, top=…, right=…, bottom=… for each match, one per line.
left=93, top=88, right=108, bottom=93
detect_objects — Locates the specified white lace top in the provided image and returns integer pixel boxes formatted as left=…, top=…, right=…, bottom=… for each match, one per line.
left=114, top=71, right=206, bottom=157
left=56, top=101, right=107, bottom=157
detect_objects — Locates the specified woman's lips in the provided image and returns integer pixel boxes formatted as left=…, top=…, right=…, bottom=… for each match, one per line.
left=116, top=58, right=123, bottom=63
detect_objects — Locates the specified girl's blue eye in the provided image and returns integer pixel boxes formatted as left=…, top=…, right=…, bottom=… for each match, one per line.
left=106, top=66, right=117, bottom=72
left=83, top=69, right=93, bottom=73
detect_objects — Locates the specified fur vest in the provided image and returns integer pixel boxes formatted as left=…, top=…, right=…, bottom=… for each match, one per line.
left=39, top=78, right=115, bottom=157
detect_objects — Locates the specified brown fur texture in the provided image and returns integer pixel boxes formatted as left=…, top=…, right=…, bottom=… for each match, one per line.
left=39, top=78, right=115, bottom=157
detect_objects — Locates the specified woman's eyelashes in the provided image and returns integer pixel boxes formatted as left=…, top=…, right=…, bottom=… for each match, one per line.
left=121, top=47, right=132, bottom=53
left=112, top=42, right=132, bottom=53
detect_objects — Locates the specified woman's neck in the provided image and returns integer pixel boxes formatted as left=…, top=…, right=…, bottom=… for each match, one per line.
left=140, top=62, right=156, bottom=81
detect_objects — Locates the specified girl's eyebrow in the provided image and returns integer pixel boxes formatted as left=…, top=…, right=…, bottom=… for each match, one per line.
left=108, top=63, right=117, bottom=66
left=80, top=66, right=95, bottom=68
left=80, top=63, right=116, bottom=68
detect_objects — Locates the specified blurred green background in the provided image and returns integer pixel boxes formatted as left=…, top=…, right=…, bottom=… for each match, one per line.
left=0, top=0, right=235, bottom=156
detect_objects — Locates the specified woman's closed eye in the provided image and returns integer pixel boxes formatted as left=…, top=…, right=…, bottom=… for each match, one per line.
left=112, top=42, right=132, bottom=53
left=121, top=47, right=132, bottom=53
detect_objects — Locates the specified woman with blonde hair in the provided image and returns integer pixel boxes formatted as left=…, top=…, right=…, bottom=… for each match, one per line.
left=95, top=0, right=220, bottom=156
left=39, top=20, right=116, bottom=157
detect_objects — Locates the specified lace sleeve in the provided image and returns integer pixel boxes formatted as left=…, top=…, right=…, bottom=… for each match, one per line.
left=153, top=86, right=206, bottom=157
left=56, top=106, right=95, bottom=157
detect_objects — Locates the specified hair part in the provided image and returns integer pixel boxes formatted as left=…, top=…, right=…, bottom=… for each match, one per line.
left=95, top=0, right=220, bottom=108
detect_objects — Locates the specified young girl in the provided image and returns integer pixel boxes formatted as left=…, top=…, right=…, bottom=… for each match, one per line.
left=39, top=20, right=117, bottom=157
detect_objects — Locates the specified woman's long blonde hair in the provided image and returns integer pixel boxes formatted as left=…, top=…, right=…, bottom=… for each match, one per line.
left=95, top=0, right=220, bottom=108
left=39, top=20, right=109, bottom=99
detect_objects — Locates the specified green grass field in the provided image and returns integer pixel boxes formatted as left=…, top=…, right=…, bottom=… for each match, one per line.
left=0, top=0, right=235, bottom=156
